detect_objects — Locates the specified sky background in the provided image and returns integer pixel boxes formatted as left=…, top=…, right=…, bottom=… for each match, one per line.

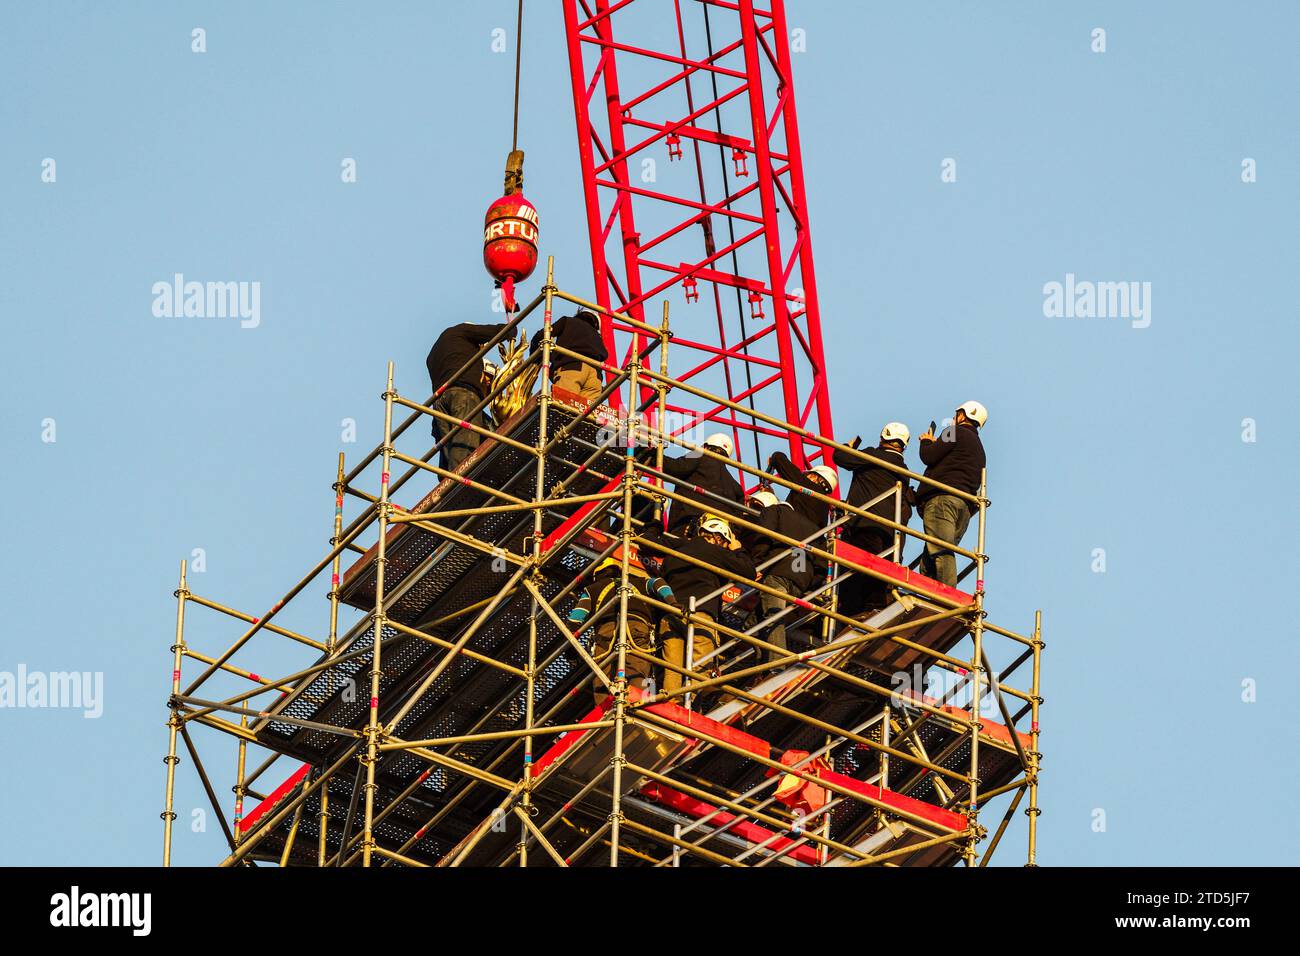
left=1, top=1, right=1296, bottom=867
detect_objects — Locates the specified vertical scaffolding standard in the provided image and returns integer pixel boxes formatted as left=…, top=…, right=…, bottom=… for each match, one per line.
left=160, top=266, right=1045, bottom=868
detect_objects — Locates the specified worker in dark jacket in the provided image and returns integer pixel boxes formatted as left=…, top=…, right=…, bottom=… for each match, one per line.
left=750, top=490, right=824, bottom=662
left=568, top=545, right=677, bottom=703
left=661, top=432, right=744, bottom=536
left=531, top=310, right=608, bottom=402
left=657, top=516, right=757, bottom=692
left=833, top=423, right=913, bottom=615
left=426, top=322, right=509, bottom=472
left=916, top=401, right=987, bottom=587
left=735, top=490, right=774, bottom=553
left=766, top=451, right=838, bottom=528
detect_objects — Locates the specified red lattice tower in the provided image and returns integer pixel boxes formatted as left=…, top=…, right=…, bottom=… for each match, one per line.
left=563, top=0, right=833, bottom=475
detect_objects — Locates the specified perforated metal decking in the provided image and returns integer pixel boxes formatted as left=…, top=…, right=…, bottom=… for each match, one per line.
left=248, top=395, right=650, bottom=855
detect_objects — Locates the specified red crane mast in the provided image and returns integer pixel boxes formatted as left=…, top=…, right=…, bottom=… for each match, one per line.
left=562, top=0, right=833, bottom=471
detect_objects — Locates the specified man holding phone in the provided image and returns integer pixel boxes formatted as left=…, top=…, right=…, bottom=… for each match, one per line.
left=916, top=401, right=988, bottom=587
left=833, top=422, right=913, bottom=615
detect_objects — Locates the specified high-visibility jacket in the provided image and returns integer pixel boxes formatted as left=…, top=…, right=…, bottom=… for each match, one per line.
left=567, top=557, right=674, bottom=629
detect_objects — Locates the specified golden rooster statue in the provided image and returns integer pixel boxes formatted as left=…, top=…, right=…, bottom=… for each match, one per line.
left=489, top=330, right=540, bottom=424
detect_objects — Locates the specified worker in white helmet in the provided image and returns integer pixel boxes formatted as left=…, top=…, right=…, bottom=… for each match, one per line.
left=916, top=402, right=988, bottom=587
left=736, top=488, right=779, bottom=552
left=659, top=430, right=744, bottom=536
left=749, top=489, right=824, bottom=663
left=833, top=423, right=914, bottom=615
left=766, top=449, right=838, bottom=528
left=655, top=515, right=756, bottom=694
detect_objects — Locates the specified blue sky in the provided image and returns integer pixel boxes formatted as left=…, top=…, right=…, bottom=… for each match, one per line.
left=0, top=1, right=1295, bottom=866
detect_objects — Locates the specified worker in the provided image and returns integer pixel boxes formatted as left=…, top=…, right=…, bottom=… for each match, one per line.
left=750, top=489, right=823, bottom=663
left=660, top=432, right=744, bottom=536
left=656, top=516, right=757, bottom=693
left=916, top=401, right=988, bottom=587
left=766, top=451, right=838, bottom=528
left=832, top=423, right=913, bottom=615
left=735, top=488, right=776, bottom=552
left=530, top=309, right=608, bottom=402
left=426, top=321, right=510, bottom=472
left=567, top=544, right=677, bottom=703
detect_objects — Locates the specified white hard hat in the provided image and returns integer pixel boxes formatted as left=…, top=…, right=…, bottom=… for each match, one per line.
left=482, top=358, right=499, bottom=378
left=703, top=432, right=734, bottom=457
left=957, top=401, right=988, bottom=427
left=880, top=422, right=910, bottom=446
left=749, top=490, right=778, bottom=509
left=699, top=515, right=734, bottom=540
left=808, top=465, right=838, bottom=491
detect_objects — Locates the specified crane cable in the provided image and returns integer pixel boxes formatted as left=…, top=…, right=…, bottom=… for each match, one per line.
left=511, top=0, right=524, bottom=153
left=703, top=2, right=762, bottom=468
left=501, top=0, right=527, bottom=195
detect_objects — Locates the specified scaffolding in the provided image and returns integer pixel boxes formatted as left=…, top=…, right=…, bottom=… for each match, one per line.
left=161, top=261, right=1044, bottom=867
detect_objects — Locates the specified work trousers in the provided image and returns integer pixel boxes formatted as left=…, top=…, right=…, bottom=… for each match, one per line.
left=553, top=365, right=604, bottom=402
left=839, top=527, right=893, bottom=616
left=921, top=494, right=971, bottom=588
left=432, top=386, right=488, bottom=473
left=659, top=611, right=720, bottom=693
left=591, top=618, right=656, bottom=703
left=759, top=575, right=799, bottom=663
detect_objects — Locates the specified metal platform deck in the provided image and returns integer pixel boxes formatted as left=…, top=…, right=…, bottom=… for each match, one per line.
left=247, top=393, right=646, bottom=846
